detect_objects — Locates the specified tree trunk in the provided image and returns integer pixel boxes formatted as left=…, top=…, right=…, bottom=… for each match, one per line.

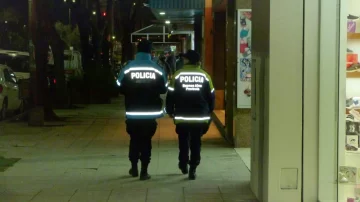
left=74, top=3, right=91, bottom=70
left=34, top=30, right=48, bottom=108
left=73, top=3, right=91, bottom=103
left=49, top=27, right=67, bottom=108
left=119, top=0, right=136, bottom=63
left=29, top=0, right=60, bottom=122
left=93, top=0, right=102, bottom=68
left=121, top=21, right=133, bottom=63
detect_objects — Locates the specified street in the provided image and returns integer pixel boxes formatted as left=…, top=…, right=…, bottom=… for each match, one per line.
left=0, top=99, right=255, bottom=202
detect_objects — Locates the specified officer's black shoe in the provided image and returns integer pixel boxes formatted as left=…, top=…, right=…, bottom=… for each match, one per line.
left=178, top=163, right=188, bottom=174
left=188, top=166, right=197, bottom=180
left=129, top=168, right=139, bottom=177
left=139, top=163, right=151, bottom=180
left=140, top=172, right=151, bottom=180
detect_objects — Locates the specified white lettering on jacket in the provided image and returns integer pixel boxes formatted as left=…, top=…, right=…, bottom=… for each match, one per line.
left=179, top=76, right=204, bottom=83
left=124, top=67, right=163, bottom=75
left=131, top=72, right=156, bottom=79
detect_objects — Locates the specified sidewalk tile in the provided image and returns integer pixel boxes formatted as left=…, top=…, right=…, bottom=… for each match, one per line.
left=31, top=194, right=72, bottom=202
left=3, top=183, right=51, bottom=195
left=40, top=187, right=78, bottom=195
left=69, top=190, right=111, bottom=202
left=108, top=188, right=147, bottom=202
left=0, top=101, right=256, bottom=201
left=222, top=194, right=258, bottom=201
left=147, top=194, right=184, bottom=202
left=184, top=187, right=221, bottom=194
left=185, top=194, right=223, bottom=202
left=0, top=193, right=34, bottom=202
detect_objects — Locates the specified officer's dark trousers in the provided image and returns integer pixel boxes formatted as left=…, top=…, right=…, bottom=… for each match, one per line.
left=126, top=119, right=157, bottom=165
left=176, top=123, right=208, bottom=167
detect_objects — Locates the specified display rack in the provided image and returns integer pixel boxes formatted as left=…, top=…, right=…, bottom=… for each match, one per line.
left=347, top=71, right=360, bottom=78
left=342, top=28, right=360, bottom=201
left=348, top=33, right=360, bottom=40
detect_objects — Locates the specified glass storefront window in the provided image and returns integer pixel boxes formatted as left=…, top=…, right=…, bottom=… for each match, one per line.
left=339, top=0, right=360, bottom=201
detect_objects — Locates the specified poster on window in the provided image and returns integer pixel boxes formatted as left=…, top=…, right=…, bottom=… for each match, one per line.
left=237, top=9, right=252, bottom=109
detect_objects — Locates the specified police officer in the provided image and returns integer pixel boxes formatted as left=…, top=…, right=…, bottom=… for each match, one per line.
left=117, top=40, right=168, bottom=180
left=165, top=50, right=215, bottom=180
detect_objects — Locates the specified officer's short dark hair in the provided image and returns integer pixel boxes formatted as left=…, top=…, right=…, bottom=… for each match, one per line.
left=137, top=40, right=152, bottom=53
left=181, top=50, right=200, bottom=65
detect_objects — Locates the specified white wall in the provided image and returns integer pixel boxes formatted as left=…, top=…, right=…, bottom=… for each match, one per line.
left=318, top=0, right=340, bottom=200
left=251, top=0, right=343, bottom=200
left=267, top=0, right=303, bottom=200
left=252, top=0, right=304, bottom=201
left=303, top=0, right=320, bottom=200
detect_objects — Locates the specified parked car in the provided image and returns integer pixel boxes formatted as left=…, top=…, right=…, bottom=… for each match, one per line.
left=0, top=49, right=84, bottom=83
left=0, top=50, right=30, bottom=80
left=0, top=64, right=23, bottom=120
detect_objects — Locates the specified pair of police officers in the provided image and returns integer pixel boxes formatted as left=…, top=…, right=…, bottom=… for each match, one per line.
left=117, top=40, right=215, bottom=180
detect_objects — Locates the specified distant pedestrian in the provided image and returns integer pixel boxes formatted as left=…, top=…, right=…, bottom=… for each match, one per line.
left=175, top=54, right=184, bottom=71
left=116, top=40, right=168, bottom=180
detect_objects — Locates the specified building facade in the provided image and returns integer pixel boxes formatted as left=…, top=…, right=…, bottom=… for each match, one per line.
left=149, top=0, right=356, bottom=201
left=216, top=0, right=354, bottom=201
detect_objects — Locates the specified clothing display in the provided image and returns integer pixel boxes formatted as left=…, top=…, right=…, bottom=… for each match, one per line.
left=342, top=11, right=360, bottom=200
left=240, top=40, right=249, bottom=54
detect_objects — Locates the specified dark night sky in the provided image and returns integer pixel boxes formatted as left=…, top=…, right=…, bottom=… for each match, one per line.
left=0, top=0, right=68, bottom=23
left=0, top=0, right=29, bottom=20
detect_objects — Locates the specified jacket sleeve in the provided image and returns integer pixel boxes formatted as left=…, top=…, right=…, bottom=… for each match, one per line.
left=206, top=75, right=215, bottom=113
left=165, top=76, right=175, bottom=115
left=116, top=66, right=127, bottom=94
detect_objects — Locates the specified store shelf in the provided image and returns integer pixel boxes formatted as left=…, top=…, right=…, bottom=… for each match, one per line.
left=346, top=108, right=360, bottom=114
left=348, top=32, right=360, bottom=39
left=347, top=71, right=360, bottom=78
left=346, top=150, right=360, bottom=154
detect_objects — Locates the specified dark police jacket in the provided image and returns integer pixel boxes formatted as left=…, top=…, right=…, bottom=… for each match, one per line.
left=117, top=52, right=168, bottom=119
left=166, top=65, right=215, bottom=124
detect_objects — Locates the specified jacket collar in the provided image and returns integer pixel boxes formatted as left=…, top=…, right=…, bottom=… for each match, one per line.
left=135, top=52, right=152, bottom=60
left=183, top=64, right=200, bottom=69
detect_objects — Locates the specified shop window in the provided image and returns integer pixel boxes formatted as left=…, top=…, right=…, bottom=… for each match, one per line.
left=340, top=1, right=360, bottom=200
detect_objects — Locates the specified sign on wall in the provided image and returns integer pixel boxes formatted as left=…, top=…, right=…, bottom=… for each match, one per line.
left=237, top=9, right=252, bottom=109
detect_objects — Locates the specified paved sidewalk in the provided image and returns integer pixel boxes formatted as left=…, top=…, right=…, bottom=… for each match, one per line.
left=0, top=101, right=256, bottom=202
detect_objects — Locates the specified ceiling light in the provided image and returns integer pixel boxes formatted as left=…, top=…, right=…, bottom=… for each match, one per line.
left=159, top=12, right=165, bottom=15
left=165, top=20, right=170, bottom=24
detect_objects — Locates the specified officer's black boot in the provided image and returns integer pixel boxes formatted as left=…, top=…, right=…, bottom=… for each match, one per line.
left=178, top=163, right=188, bottom=174
left=129, top=162, right=139, bottom=177
left=140, top=163, right=151, bottom=181
left=188, top=166, right=197, bottom=180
